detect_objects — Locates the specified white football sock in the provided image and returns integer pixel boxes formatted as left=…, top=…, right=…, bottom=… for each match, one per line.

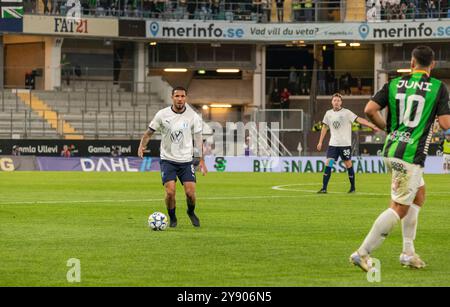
left=402, top=204, right=420, bottom=256
left=358, top=208, right=400, bottom=256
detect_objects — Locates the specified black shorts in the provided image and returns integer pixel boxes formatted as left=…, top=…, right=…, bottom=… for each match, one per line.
left=326, top=146, right=352, bottom=161
left=160, top=160, right=196, bottom=185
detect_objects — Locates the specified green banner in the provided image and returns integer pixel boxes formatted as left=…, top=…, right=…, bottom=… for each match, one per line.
left=0, top=1, right=23, bottom=18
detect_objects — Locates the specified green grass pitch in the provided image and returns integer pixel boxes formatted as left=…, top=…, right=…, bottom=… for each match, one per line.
left=0, top=172, right=449, bottom=286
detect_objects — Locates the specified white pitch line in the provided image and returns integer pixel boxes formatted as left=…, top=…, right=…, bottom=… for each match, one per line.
left=272, top=183, right=388, bottom=195
left=271, top=183, right=450, bottom=196
left=2, top=187, right=449, bottom=206
left=0, top=194, right=318, bottom=206
left=0, top=198, right=163, bottom=205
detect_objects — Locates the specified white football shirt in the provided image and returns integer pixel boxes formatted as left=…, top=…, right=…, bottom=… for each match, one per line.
left=149, top=105, right=203, bottom=163
left=322, top=108, right=358, bottom=147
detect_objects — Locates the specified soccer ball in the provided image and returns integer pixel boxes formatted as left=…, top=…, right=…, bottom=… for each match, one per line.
left=148, top=212, right=168, bottom=231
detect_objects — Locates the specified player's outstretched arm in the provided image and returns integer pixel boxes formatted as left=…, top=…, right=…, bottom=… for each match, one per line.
left=364, top=100, right=386, bottom=131
left=356, top=116, right=381, bottom=132
left=138, top=129, right=154, bottom=159
left=317, top=124, right=328, bottom=151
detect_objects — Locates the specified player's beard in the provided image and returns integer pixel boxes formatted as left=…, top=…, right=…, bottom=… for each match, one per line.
left=174, top=102, right=185, bottom=112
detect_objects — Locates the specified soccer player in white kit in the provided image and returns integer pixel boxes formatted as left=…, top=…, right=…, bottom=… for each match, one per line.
left=138, top=86, right=207, bottom=228
left=317, top=93, right=380, bottom=193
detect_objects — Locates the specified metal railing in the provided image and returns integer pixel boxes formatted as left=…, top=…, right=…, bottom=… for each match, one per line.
left=0, top=107, right=155, bottom=140
left=1, top=78, right=157, bottom=114
left=55, top=80, right=155, bottom=112
left=0, top=109, right=61, bottom=139
left=60, top=109, right=153, bottom=139
left=365, top=0, right=450, bottom=22
left=2, top=87, right=155, bottom=113
left=250, top=108, right=304, bottom=155
left=384, top=43, right=450, bottom=63
left=24, top=0, right=346, bottom=23
left=5, top=65, right=151, bottom=91
left=0, top=81, right=167, bottom=140
left=266, top=68, right=375, bottom=99
left=253, top=108, right=304, bottom=132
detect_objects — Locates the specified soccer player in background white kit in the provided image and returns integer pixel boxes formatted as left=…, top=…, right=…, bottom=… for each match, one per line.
left=317, top=93, right=380, bottom=193
left=138, top=86, right=207, bottom=228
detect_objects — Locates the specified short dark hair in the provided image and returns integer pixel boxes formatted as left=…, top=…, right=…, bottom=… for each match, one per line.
left=172, top=86, right=187, bottom=96
left=412, top=46, right=435, bottom=67
left=332, top=93, right=342, bottom=99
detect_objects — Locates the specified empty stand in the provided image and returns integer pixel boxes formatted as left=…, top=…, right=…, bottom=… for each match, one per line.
left=0, top=85, right=168, bottom=140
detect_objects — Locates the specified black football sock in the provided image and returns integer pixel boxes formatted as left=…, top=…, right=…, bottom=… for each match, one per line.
left=322, top=166, right=332, bottom=190
left=347, top=166, right=355, bottom=190
left=187, top=198, right=196, bottom=215
left=168, top=208, right=177, bottom=220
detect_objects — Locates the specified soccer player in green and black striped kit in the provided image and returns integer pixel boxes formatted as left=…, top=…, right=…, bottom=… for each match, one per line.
left=350, top=46, right=450, bottom=271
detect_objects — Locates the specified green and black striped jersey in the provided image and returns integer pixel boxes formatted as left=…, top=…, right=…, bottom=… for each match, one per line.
left=372, top=72, right=450, bottom=166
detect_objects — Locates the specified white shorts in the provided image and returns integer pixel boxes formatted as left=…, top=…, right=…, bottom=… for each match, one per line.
left=444, top=154, right=450, bottom=164
left=384, top=157, right=425, bottom=206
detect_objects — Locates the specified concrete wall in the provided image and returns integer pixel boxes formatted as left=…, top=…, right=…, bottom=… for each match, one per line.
left=4, top=42, right=45, bottom=89
left=188, top=79, right=253, bottom=106
left=3, top=35, right=62, bottom=90
left=335, top=46, right=374, bottom=79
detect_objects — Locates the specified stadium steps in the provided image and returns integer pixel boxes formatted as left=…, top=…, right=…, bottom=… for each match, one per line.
left=344, top=0, right=366, bottom=21
left=16, top=91, right=84, bottom=140
left=30, top=90, right=167, bottom=139
left=60, top=80, right=122, bottom=91
left=32, top=91, right=165, bottom=110
left=0, top=87, right=167, bottom=139
left=0, top=91, right=59, bottom=139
